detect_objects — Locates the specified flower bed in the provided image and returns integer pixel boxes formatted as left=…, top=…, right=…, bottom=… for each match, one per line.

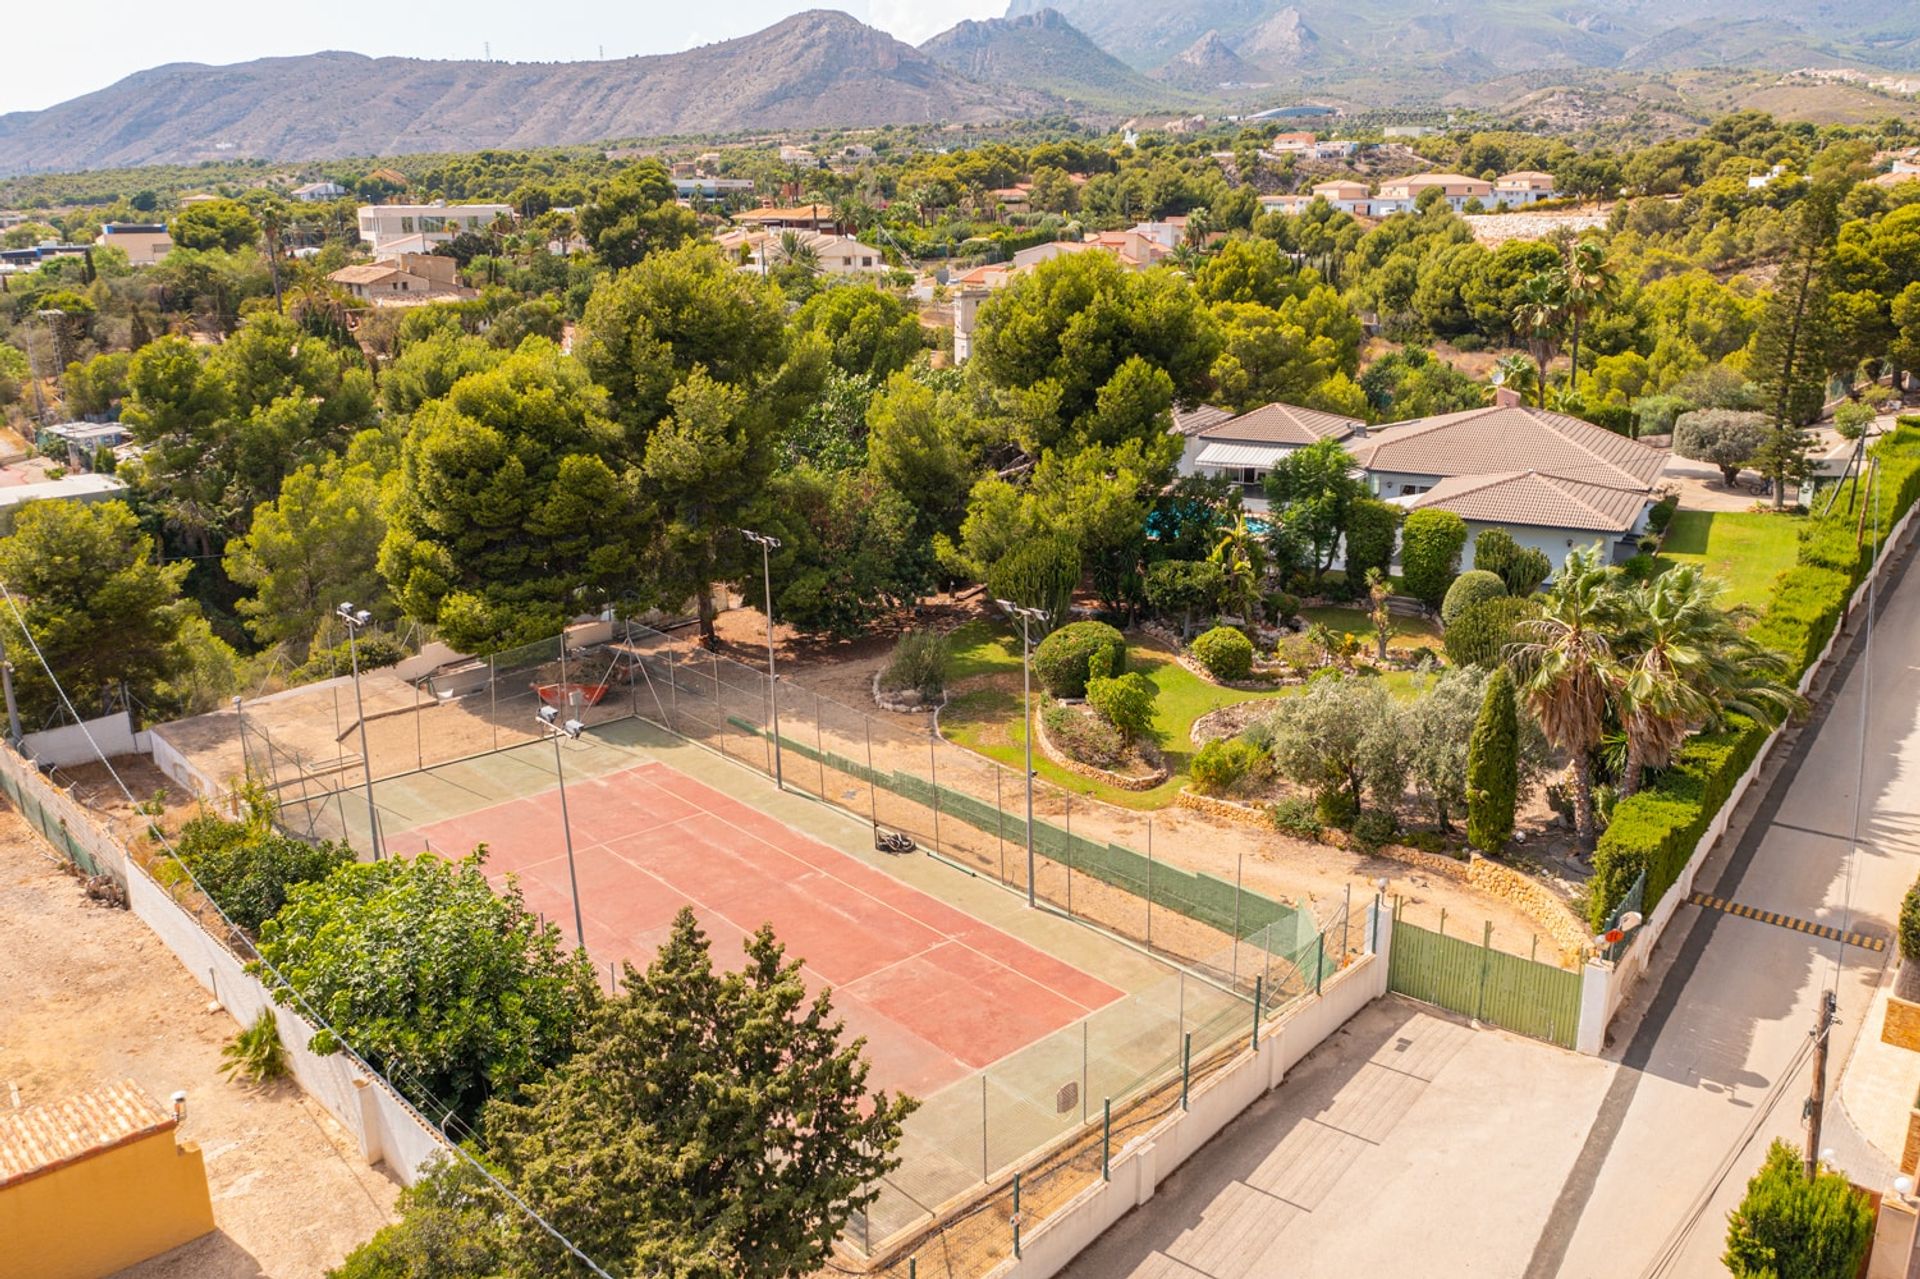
left=1032, top=702, right=1169, bottom=792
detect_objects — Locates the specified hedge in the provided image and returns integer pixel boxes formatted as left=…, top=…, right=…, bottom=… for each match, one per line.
left=1586, top=423, right=1920, bottom=928
left=1032, top=621, right=1125, bottom=699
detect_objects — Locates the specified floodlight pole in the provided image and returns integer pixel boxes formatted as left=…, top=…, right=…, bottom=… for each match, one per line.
left=538, top=706, right=588, bottom=950
left=741, top=529, right=784, bottom=790
left=336, top=603, right=382, bottom=860
left=997, top=599, right=1045, bottom=908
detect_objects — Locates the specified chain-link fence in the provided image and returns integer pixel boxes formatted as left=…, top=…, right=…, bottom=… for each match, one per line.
left=236, top=617, right=1363, bottom=1264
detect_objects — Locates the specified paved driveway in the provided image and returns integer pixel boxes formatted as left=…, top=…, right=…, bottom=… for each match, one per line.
left=1060, top=998, right=1613, bottom=1278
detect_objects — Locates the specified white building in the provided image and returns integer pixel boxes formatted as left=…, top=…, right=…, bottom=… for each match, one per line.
left=715, top=229, right=889, bottom=276
left=291, top=181, right=348, bottom=202
left=778, top=146, right=820, bottom=169
left=1371, top=173, right=1494, bottom=215
left=1179, top=403, right=1368, bottom=512
left=1493, top=171, right=1559, bottom=207
left=355, top=204, right=512, bottom=256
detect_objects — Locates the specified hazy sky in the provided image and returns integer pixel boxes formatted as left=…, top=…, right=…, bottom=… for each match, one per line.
left=1, top=1, right=1007, bottom=115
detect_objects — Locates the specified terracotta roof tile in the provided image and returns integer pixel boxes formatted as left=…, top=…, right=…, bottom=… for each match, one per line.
left=1197, top=402, right=1364, bottom=447
left=0, top=1080, right=175, bottom=1188
left=1352, top=406, right=1664, bottom=489
left=1409, top=470, right=1650, bottom=533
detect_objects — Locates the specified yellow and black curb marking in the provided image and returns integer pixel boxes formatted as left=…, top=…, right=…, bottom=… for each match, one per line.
left=1686, top=892, right=1886, bottom=952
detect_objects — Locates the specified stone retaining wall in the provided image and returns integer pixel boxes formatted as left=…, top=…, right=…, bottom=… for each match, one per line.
left=1175, top=788, right=1271, bottom=827
left=870, top=669, right=940, bottom=715
left=1464, top=854, right=1590, bottom=964
left=1031, top=704, right=1169, bottom=792
left=1886, top=990, right=1920, bottom=1051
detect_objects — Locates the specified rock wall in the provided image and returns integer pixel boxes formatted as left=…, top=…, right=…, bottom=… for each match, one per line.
left=1174, top=788, right=1270, bottom=827
left=1885, top=991, right=1920, bottom=1052
left=1464, top=854, right=1590, bottom=965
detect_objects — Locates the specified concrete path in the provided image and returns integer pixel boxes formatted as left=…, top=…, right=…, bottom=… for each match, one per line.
left=1059, top=999, right=1613, bottom=1278
left=1523, top=525, right=1920, bottom=1277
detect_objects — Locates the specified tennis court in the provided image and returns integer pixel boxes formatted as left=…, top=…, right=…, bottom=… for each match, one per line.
left=388, top=748, right=1124, bottom=1099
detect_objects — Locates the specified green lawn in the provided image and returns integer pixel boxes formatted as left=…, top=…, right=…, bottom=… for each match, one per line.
left=1654, top=510, right=1804, bottom=611
left=939, top=619, right=1421, bottom=810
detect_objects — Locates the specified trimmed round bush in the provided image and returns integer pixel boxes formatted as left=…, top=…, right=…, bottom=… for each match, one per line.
left=1441, top=570, right=1507, bottom=628
left=1444, top=596, right=1536, bottom=669
left=1191, top=626, right=1255, bottom=680
left=1032, top=621, right=1126, bottom=699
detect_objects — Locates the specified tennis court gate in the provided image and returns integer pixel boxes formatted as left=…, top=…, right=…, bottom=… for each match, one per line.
left=1386, top=900, right=1582, bottom=1050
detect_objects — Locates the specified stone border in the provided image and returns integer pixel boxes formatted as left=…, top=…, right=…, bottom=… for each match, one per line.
left=1170, top=648, right=1298, bottom=692
left=1031, top=702, right=1170, bottom=791
left=1175, top=788, right=1271, bottom=827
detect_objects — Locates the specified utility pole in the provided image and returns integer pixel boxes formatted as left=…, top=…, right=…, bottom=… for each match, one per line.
left=1805, top=988, right=1837, bottom=1178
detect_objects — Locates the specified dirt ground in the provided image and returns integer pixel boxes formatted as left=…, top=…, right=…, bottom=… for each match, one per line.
left=0, top=808, right=397, bottom=1278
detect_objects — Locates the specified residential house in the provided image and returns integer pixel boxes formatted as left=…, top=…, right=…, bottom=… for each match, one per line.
left=778, top=145, right=820, bottom=169
left=732, top=203, right=839, bottom=232
left=836, top=143, right=877, bottom=165
left=1178, top=402, right=1367, bottom=512
left=355, top=203, right=511, bottom=255
left=1352, top=399, right=1665, bottom=568
left=39, top=421, right=130, bottom=470
left=1263, top=180, right=1372, bottom=217
left=1747, top=163, right=1794, bottom=190
left=1270, top=132, right=1319, bottom=153
left=327, top=252, right=470, bottom=304
left=291, top=180, right=347, bottom=201
left=1372, top=173, right=1494, bottom=215
left=673, top=177, right=755, bottom=199
left=1493, top=171, right=1559, bottom=207
left=0, top=472, right=128, bottom=525
left=95, top=222, right=171, bottom=265
left=715, top=229, right=888, bottom=276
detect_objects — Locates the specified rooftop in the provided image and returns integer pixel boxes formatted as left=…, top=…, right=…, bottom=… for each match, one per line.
left=1352, top=405, right=1665, bottom=490
left=1406, top=469, right=1650, bottom=533
left=0, top=1080, right=176, bottom=1189
left=1197, top=402, right=1364, bottom=447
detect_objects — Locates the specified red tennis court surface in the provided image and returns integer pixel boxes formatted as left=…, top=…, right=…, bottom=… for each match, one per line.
left=392, top=758, right=1122, bottom=1097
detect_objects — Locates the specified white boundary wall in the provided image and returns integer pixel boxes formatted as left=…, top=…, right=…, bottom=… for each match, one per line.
left=982, top=908, right=1391, bottom=1279
left=1579, top=496, right=1920, bottom=1047
left=0, top=736, right=451, bottom=1185
left=19, top=710, right=143, bottom=767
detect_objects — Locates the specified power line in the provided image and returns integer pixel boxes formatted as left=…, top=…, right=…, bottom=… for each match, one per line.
left=0, top=580, right=620, bottom=1279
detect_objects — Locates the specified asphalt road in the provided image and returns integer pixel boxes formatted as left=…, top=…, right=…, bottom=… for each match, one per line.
left=1525, top=525, right=1920, bottom=1278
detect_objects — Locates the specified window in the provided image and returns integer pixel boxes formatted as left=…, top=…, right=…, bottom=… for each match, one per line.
left=400, top=217, right=415, bottom=234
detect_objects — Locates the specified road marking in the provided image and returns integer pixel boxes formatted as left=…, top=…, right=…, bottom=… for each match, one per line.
left=1686, top=892, right=1886, bottom=951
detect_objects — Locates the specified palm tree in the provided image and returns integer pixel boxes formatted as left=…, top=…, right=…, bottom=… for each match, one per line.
left=771, top=230, right=819, bottom=275
left=1491, top=353, right=1539, bottom=406
left=1511, top=271, right=1565, bottom=406
left=1609, top=566, right=1803, bottom=795
left=1210, top=513, right=1266, bottom=625
left=1559, top=237, right=1617, bottom=389
left=1511, top=546, right=1617, bottom=844
left=1167, top=243, right=1204, bottom=277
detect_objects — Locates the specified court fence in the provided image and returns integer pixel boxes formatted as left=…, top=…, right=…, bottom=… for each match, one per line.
left=238, top=616, right=1367, bottom=1263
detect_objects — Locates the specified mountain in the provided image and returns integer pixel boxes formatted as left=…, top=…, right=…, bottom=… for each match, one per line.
left=0, top=11, right=1056, bottom=175
left=1155, top=31, right=1267, bottom=90
left=920, top=9, right=1186, bottom=111
left=1004, top=0, right=1920, bottom=97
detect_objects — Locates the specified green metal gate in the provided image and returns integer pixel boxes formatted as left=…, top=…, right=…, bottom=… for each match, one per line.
left=1387, top=905, right=1583, bottom=1049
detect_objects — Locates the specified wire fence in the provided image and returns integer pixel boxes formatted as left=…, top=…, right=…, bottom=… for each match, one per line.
left=236, top=616, right=1359, bottom=1263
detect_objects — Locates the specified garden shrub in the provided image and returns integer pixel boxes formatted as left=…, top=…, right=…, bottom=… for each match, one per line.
left=1343, top=498, right=1400, bottom=585
left=1032, top=621, right=1126, bottom=699
left=1042, top=704, right=1124, bottom=768
left=1471, top=529, right=1551, bottom=596
left=1190, top=738, right=1264, bottom=794
left=1268, top=796, right=1322, bottom=840
left=1724, top=1140, right=1873, bottom=1279
left=294, top=633, right=407, bottom=685
left=1315, top=787, right=1359, bottom=829
left=1351, top=809, right=1397, bottom=850
left=1400, top=509, right=1468, bottom=609
left=1646, top=493, right=1680, bottom=536
left=1085, top=647, right=1157, bottom=746
left=1264, top=591, right=1299, bottom=625
left=879, top=630, right=951, bottom=700
left=1191, top=625, right=1255, bottom=680
left=1143, top=559, right=1224, bottom=636
left=175, top=787, right=354, bottom=932
left=1441, top=570, right=1506, bottom=628
left=1465, top=667, right=1519, bottom=852
left=1901, top=878, right=1920, bottom=965
left=1616, top=552, right=1659, bottom=582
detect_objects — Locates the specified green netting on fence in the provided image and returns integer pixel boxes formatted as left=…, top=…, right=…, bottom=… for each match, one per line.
left=726, top=716, right=1304, bottom=951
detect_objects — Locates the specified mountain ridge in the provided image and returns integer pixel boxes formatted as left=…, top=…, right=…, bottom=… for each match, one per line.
left=919, top=9, right=1190, bottom=111
left=0, top=11, right=1056, bottom=175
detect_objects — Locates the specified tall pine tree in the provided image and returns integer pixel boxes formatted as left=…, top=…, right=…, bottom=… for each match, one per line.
left=1466, top=666, right=1520, bottom=852
left=1750, top=166, right=1850, bottom=509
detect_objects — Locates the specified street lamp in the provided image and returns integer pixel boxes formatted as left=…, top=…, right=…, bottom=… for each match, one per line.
left=995, top=599, right=1048, bottom=908
left=740, top=528, right=784, bottom=790
left=335, top=603, right=382, bottom=860
left=537, top=704, right=588, bottom=949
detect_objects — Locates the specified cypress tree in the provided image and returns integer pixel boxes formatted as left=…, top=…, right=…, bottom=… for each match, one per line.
left=1466, top=666, right=1519, bottom=852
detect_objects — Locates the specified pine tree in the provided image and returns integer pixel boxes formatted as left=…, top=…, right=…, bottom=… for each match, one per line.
left=1466, top=666, right=1519, bottom=852
left=1751, top=173, right=1845, bottom=509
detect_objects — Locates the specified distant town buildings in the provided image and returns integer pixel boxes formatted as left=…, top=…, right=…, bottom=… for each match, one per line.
left=713, top=228, right=889, bottom=277
left=1261, top=171, right=1559, bottom=218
